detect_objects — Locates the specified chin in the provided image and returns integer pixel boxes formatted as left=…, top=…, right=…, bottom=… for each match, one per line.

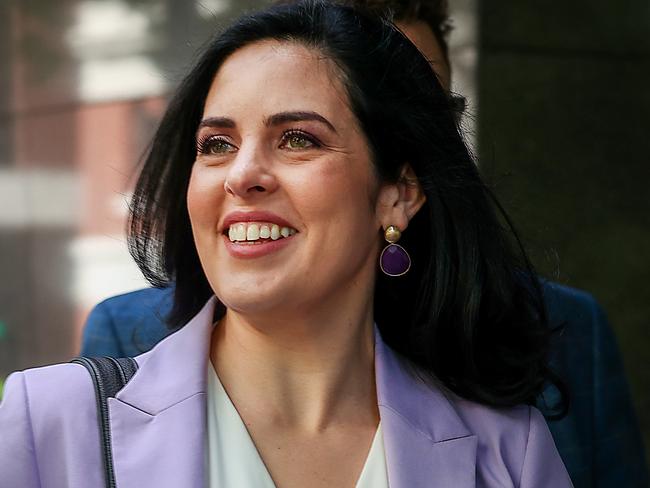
left=216, top=286, right=291, bottom=316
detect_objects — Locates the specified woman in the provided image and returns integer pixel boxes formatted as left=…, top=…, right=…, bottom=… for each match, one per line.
left=0, top=1, right=572, bottom=486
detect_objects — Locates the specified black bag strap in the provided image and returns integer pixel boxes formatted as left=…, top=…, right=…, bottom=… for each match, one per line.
left=71, top=357, right=138, bottom=488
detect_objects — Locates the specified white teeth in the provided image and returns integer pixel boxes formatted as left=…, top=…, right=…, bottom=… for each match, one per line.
left=235, top=223, right=246, bottom=241
left=247, top=224, right=260, bottom=241
left=227, top=222, right=296, bottom=242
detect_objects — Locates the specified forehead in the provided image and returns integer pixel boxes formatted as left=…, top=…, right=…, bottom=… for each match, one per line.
left=203, top=40, right=351, bottom=119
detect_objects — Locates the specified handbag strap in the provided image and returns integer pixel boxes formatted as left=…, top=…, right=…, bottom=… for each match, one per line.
left=71, top=357, right=139, bottom=488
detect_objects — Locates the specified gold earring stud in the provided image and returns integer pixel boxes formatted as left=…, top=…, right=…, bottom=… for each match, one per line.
left=384, top=225, right=401, bottom=244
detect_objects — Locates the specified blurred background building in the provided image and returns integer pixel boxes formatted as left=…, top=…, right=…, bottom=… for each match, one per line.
left=0, top=0, right=648, bottom=467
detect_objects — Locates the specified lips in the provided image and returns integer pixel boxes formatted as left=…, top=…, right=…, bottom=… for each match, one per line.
left=220, top=210, right=298, bottom=258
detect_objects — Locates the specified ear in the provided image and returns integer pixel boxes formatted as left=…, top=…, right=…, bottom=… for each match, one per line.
left=375, top=164, right=426, bottom=232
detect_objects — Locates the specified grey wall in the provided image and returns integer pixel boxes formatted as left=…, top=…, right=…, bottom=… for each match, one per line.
left=478, top=0, right=650, bottom=469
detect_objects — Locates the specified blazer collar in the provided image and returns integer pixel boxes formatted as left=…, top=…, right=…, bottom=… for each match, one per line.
left=108, top=299, right=477, bottom=487
left=375, top=328, right=477, bottom=487
left=109, top=297, right=217, bottom=487
left=115, top=296, right=216, bottom=413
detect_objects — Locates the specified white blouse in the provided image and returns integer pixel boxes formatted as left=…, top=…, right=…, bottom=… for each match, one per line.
left=207, top=366, right=389, bottom=487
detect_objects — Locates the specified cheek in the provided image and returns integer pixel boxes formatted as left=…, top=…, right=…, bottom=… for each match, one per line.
left=332, top=170, right=378, bottom=233
left=187, top=167, right=224, bottom=228
left=293, top=160, right=377, bottom=226
left=298, top=174, right=341, bottom=220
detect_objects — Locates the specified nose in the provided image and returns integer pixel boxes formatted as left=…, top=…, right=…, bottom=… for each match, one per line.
left=224, top=143, right=278, bottom=198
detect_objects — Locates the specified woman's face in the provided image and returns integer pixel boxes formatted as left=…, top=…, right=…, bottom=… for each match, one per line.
left=188, top=40, right=391, bottom=316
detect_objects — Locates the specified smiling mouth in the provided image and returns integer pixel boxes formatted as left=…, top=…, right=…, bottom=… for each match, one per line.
left=225, top=222, right=298, bottom=244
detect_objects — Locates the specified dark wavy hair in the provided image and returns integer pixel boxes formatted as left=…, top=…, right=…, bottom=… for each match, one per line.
left=128, top=0, right=566, bottom=412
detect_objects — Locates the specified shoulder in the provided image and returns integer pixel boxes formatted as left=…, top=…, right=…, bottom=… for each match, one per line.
left=0, top=363, right=104, bottom=485
left=453, top=394, right=533, bottom=439
left=375, top=335, right=572, bottom=486
left=82, top=286, right=174, bottom=356
left=452, top=396, right=535, bottom=462
left=541, top=280, right=610, bottom=367
left=449, top=396, right=572, bottom=487
left=90, top=286, right=174, bottom=317
left=541, top=280, right=615, bottom=382
left=542, top=280, right=604, bottom=325
left=3, top=363, right=97, bottom=424
left=84, top=287, right=171, bottom=336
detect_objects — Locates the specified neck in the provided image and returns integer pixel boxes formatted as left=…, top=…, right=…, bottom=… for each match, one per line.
left=210, top=285, right=378, bottom=432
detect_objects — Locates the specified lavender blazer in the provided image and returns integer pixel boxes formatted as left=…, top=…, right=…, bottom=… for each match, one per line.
left=0, top=298, right=572, bottom=487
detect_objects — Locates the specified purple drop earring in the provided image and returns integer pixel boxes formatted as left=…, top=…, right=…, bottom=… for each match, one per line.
left=379, top=225, right=411, bottom=276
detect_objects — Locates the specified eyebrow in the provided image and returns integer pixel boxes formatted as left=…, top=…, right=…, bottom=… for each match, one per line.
left=197, top=116, right=236, bottom=130
left=265, top=111, right=337, bottom=134
left=197, top=111, right=337, bottom=134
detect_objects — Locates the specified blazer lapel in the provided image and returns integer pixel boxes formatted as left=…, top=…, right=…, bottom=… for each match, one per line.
left=375, top=329, right=477, bottom=488
left=109, top=297, right=218, bottom=488
left=102, top=302, right=477, bottom=487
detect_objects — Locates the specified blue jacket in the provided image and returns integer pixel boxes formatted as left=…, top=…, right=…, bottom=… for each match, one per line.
left=81, top=282, right=648, bottom=487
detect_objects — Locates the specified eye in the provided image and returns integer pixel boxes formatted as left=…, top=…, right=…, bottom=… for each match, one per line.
left=279, top=130, right=320, bottom=150
left=197, top=135, right=237, bottom=155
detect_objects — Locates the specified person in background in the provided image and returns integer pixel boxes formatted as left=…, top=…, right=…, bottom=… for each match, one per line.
left=81, top=0, right=648, bottom=486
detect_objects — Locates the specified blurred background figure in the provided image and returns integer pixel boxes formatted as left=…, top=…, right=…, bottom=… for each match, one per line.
left=0, top=0, right=648, bottom=486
